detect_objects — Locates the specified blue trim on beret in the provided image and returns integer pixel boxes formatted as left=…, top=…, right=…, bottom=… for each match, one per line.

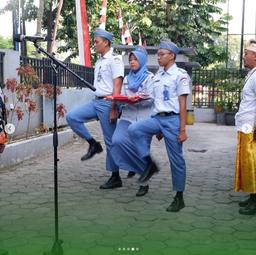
left=94, top=28, right=113, bottom=42
left=159, top=40, right=179, bottom=55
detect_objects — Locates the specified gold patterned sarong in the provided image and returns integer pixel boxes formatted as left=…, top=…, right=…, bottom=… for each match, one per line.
left=234, top=131, right=256, bottom=193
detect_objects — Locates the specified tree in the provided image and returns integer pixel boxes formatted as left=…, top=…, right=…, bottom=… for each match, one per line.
left=49, top=0, right=64, bottom=53
left=56, top=0, right=228, bottom=66
left=0, top=36, right=13, bottom=49
left=1, top=0, right=228, bottom=66
left=134, top=0, right=228, bottom=66
left=36, top=0, right=44, bottom=35
left=0, top=0, right=37, bottom=56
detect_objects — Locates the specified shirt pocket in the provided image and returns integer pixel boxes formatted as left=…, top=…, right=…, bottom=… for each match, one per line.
left=154, top=82, right=176, bottom=101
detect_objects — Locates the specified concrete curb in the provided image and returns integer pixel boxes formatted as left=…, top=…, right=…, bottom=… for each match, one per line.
left=0, top=129, right=74, bottom=169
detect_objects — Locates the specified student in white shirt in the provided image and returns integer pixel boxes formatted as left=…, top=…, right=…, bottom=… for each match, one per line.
left=66, top=29, right=124, bottom=189
left=128, top=39, right=191, bottom=212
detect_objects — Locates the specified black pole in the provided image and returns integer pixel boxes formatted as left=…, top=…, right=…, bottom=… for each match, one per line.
left=226, top=0, right=230, bottom=68
left=12, top=10, right=19, bottom=51
left=239, top=0, right=246, bottom=70
left=32, top=42, right=95, bottom=255
left=49, top=62, right=63, bottom=255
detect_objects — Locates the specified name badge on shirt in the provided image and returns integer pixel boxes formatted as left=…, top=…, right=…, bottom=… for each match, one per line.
left=97, top=66, right=102, bottom=82
left=163, top=85, right=170, bottom=101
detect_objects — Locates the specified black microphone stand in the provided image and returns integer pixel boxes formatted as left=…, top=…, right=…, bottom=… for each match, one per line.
left=32, top=41, right=95, bottom=255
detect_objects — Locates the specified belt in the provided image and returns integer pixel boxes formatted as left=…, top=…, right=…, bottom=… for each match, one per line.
left=157, top=112, right=179, bottom=116
left=95, top=96, right=106, bottom=100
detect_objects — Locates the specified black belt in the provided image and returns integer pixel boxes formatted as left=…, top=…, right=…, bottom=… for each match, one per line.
left=157, top=112, right=179, bottom=116
left=95, top=96, right=106, bottom=100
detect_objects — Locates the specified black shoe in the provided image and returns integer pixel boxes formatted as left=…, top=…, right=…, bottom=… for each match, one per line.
left=99, top=176, right=122, bottom=189
left=138, top=160, right=159, bottom=183
left=127, top=171, right=136, bottom=178
left=136, top=185, right=149, bottom=197
left=239, top=200, right=256, bottom=215
left=166, top=196, right=185, bottom=212
left=239, top=197, right=252, bottom=207
left=81, top=142, right=103, bottom=161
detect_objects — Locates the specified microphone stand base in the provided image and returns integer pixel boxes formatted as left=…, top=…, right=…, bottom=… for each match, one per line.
left=43, top=240, right=64, bottom=255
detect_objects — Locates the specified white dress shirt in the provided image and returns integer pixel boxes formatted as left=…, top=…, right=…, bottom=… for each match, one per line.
left=235, top=67, right=256, bottom=133
left=94, top=50, right=124, bottom=97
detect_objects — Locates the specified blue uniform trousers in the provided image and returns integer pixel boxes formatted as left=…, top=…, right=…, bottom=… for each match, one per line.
left=112, top=120, right=151, bottom=175
left=66, top=99, right=118, bottom=171
left=128, top=115, right=186, bottom=191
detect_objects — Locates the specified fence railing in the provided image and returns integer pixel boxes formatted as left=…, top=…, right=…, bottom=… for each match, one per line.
left=18, top=57, right=247, bottom=110
left=192, top=68, right=247, bottom=109
left=20, top=56, right=94, bottom=88
left=0, top=52, right=5, bottom=88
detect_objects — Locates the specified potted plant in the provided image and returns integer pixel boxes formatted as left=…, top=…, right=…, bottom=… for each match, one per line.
left=214, top=100, right=225, bottom=125
left=224, top=101, right=238, bottom=126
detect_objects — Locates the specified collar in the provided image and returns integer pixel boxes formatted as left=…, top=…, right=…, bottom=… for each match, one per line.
left=244, top=67, right=256, bottom=84
left=248, top=66, right=256, bottom=75
left=101, top=49, right=112, bottom=59
left=159, top=63, right=177, bottom=75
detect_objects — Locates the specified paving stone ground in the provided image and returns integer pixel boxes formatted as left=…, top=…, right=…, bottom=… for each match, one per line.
left=0, top=122, right=255, bottom=255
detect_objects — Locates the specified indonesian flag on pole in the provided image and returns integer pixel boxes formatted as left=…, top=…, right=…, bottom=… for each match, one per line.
left=124, top=23, right=133, bottom=45
left=99, top=0, right=107, bottom=30
left=118, top=9, right=123, bottom=29
left=118, top=9, right=126, bottom=44
left=138, top=32, right=142, bottom=46
left=75, top=0, right=91, bottom=67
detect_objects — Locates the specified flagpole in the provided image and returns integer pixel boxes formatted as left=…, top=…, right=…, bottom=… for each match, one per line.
left=239, top=0, right=245, bottom=70
left=99, top=0, right=108, bottom=30
left=75, top=0, right=91, bottom=67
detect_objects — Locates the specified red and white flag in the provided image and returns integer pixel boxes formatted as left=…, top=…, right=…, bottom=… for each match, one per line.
left=118, top=9, right=126, bottom=44
left=99, top=0, right=107, bottom=30
left=138, top=32, right=142, bottom=46
left=75, top=0, right=91, bottom=67
left=123, top=23, right=133, bottom=45
left=118, top=9, right=123, bottom=29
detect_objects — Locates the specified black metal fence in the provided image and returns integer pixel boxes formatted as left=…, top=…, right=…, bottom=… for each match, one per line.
left=18, top=57, right=247, bottom=110
left=20, top=56, right=94, bottom=88
left=192, top=69, right=247, bottom=110
left=0, top=52, right=5, bottom=88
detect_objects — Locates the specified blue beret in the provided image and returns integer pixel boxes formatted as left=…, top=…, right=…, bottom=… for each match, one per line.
left=159, top=39, right=179, bottom=55
left=94, top=28, right=113, bottom=42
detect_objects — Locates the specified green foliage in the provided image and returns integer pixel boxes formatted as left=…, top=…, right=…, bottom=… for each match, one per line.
left=0, top=36, right=13, bottom=49
left=0, top=0, right=37, bottom=21
left=58, top=0, right=229, bottom=66
left=0, top=0, right=228, bottom=66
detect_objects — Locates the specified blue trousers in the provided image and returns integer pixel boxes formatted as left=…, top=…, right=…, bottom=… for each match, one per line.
left=66, top=99, right=118, bottom=171
left=112, top=120, right=151, bottom=175
left=128, top=115, right=186, bottom=191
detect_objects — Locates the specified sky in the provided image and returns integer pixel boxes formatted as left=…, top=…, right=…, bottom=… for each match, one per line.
left=0, top=0, right=255, bottom=39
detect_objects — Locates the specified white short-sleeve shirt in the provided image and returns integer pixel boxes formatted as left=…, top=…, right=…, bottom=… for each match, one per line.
left=120, top=72, right=154, bottom=123
left=94, top=50, right=124, bottom=97
left=151, top=63, right=191, bottom=115
left=235, top=67, right=256, bottom=133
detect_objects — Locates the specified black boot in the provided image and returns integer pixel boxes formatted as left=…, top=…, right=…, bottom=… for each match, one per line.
left=138, top=156, right=159, bottom=183
left=81, top=140, right=103, bottom=161
left=239, top=194, right=256, bottom=215
left=239, top=197, right=252, bottom=207
left=100, top=173, right=122, bottom=189
left=127, top=171, right=136, bottom=178
left=166, top=192, right=185, bottom=212
left=136, top=185, right=149, bottom=196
